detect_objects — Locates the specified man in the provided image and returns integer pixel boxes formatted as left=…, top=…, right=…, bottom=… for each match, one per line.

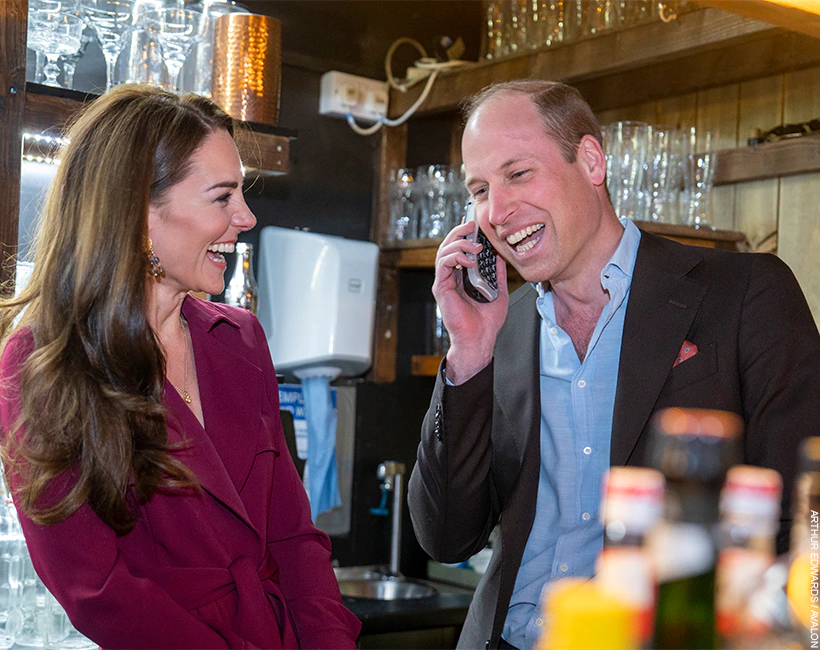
left=407, top=79, right=820, bottom=650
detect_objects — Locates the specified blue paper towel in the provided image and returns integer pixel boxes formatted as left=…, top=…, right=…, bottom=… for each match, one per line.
left=301, top=374, right=341, bottom=519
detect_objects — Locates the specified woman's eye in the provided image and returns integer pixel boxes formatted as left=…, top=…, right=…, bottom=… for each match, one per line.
left=216, top=193, right=231, bottom=204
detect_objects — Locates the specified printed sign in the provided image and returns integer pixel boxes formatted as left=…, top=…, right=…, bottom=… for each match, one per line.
left=278, top=383, right=337, bottom=460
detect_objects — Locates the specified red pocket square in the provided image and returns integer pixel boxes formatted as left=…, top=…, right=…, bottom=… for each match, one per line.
left=673, top=340, right=699, bottom=368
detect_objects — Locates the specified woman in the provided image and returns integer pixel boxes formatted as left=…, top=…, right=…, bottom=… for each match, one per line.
left=0, top=85, right=360, bottom=648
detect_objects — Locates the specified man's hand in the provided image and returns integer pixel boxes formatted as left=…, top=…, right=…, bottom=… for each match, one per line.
left=433, top=220, right=509, bottom=384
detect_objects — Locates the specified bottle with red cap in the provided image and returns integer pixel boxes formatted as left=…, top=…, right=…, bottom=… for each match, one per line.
left=715, top=465, right=782, bottom=645
left=596, top=466, right=665, bottom=646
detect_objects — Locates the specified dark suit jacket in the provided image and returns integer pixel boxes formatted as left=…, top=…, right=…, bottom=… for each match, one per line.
left=408, top=232, right=820, bottom=649
left=0, top=296, right=361, bottom=649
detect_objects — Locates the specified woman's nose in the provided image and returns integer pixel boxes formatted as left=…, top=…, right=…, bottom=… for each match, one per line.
left=234, top=199, right=257, bottom=232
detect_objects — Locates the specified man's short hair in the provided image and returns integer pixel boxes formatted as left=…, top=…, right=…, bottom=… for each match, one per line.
left=462, top=80, right=603, bottom=163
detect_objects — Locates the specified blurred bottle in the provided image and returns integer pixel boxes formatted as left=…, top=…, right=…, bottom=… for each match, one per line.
left=224, top=242, right=258, bottom=314
left=0, top=476, right=23, bottom=649
left=787, top=437, right=820, bottom=646
left=647, top=407, right=742, bottom=649
left=535, top=578, right=639, bottom=650
left=716, top=465, right=782, bottom=646
left=596, top=466, right=665, bottom=646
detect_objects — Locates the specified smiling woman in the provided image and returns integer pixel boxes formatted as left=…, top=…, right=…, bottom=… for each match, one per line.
left=0, top=85, right=360, bottom=649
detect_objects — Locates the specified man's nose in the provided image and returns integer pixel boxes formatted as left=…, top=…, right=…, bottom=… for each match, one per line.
left=487, top=187, right=516, bottom=228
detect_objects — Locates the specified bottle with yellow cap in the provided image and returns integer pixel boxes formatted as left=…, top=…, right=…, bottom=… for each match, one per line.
left=647, top=407, right=742, bottom=650
left=787, top=437, right=820, bottom=646
left=534, top=578, right=639, bottom=650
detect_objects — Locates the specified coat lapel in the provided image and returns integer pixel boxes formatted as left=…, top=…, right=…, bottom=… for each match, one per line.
left=493, top=284, right=541, bottom=498
left=165, top=298, right=265, bottom=535
left=611, top=234, right=707, bottom=466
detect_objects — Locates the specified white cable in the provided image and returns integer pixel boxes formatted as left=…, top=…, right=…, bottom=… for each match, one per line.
left=385, top=37, right=428, bottom=92
left=346, top=35, right=470, bottom=137
left=345, top=67, right=443, bottom=136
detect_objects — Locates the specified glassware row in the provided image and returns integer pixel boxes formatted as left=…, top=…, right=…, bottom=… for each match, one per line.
left=27, top=0, right=248, bottom=95
left=603, top=121, right=718, bottom=229
left=480, top=0, right=686, bottom=61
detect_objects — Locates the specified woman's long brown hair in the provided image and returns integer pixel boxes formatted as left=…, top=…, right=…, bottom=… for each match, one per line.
left=0, top=85, right=234, bottom=534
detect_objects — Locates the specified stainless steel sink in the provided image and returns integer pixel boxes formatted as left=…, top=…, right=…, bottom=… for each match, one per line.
left=334, top=566, right=438, bottom=601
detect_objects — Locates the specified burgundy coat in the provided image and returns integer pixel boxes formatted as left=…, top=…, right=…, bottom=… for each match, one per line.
left=0, top=296, right=361, bottom=649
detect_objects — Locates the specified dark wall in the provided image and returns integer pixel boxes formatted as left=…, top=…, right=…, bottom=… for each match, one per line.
left=243, top=64, right=377, bottom=244
left=330, top=376, right=436, bottom=578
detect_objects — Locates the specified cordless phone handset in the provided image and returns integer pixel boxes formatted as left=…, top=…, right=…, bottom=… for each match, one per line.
left=462, top=201, right=499, bottom=303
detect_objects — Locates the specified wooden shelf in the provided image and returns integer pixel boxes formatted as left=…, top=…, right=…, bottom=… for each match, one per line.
left=380, top=222, right=746, bottom=270
left=411, top=355, right=443, bottom=377
left=714, top=135, right=820, bottom=185
left=22, top=83, right=296, bottom=176
left=388, top=8, right=820, bottom=118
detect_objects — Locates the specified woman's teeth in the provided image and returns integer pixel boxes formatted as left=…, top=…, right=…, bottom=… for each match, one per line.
left=208, top=243, right=235, bottom=254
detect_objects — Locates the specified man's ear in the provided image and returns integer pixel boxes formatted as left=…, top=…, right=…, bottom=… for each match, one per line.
left=578, top=135, right=607, bottom=187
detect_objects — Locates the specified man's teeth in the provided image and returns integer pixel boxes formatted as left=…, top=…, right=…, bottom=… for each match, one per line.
left=516, top=238, right=539, bottom=253
left=208, top=243, right=235, bottom=254
left=506, top=224, right=544, bottom=245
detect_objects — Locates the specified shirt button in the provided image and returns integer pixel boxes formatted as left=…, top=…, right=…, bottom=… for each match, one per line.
left=583, top=446, right=592, bottom=455
left=577, top=379, right=586, bottom=388
left=549, top=327, right=558, bottom=335
left=582, top=512, right=591, bottom=521
left=560, top=564, right=568, bottom=573
left=536, top=618, right=544, bottom=626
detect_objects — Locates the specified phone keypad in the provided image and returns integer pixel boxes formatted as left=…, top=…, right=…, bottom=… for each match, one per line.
left=476, top=230, right=498, bottom=291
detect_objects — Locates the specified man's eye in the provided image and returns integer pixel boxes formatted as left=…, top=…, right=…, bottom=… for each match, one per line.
left=511, top=170, right=529, bottom=179
left=473, top=187, right=488, bottom=198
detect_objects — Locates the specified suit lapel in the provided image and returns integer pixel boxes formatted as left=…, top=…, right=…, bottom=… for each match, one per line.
left=611, top=234, right=707, bottom=466
left=165, top=300, right=265, bottom=535
left=493, top=284, right=541, bottom=495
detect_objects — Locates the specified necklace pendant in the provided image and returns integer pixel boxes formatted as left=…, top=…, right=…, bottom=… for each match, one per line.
left=182, top=392, right=192, bottom=404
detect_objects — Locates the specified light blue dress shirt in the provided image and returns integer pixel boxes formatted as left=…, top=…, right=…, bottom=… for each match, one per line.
left=502, top=218, right=641, bottom=650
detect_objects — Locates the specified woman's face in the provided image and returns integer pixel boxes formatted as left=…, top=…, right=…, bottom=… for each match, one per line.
left=147, top=129, right=256, bottom=297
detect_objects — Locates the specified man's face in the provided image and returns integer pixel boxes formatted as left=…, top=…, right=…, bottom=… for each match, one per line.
left=462, top=94, right=607, bottom=285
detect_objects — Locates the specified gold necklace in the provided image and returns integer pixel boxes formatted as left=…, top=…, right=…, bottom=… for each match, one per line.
left=169, top=318, right=192, bottom=404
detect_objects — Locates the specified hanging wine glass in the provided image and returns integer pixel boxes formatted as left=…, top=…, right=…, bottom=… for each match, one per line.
left=79, top=0, right=136, bottom=92
left=27, top=0, right=67, bottom=83
left=27, top=10, right=85, bottom=88
left=60, top=5, right=94, bottom=90
left=143, top=7, right=208, bottom=92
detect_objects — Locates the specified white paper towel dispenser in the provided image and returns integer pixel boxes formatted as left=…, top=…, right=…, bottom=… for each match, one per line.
left=256, top=226, right=380, bottom=380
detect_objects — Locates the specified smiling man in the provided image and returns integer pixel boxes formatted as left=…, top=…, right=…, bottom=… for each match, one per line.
left=407, top=80, right=820, bottom=650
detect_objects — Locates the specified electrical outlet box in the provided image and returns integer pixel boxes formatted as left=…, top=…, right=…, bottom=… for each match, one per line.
left=319, top=71, right=389, bottom=124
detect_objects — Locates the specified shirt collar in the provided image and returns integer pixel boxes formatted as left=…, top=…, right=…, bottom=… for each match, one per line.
left=532, top=217, right=642, bottom=299
left=181, top=294, right=241, bottom=332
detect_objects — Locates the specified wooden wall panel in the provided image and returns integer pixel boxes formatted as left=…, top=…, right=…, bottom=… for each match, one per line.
left=778, top=66, right=820, bottom=323
left=0, top=0, right=27, bottom=290
left=656, top=92, right=698, bottom=131
left=596, top=101, right=656, bottom=127
left=697, top=84, right=740, bottom=231
left=735, top=75, right=782, bottom=249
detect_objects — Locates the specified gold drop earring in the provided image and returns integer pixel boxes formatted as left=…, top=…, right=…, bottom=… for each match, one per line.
left=146, top=237, right=165, bottom=281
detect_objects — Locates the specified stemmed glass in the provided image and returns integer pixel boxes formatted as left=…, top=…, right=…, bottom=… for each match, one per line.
left=79, top=0, right=136, bottom=92
left=27, top=10, right=85, bottom=88
left=27, top=0, right=72, bottom=83
left=144, top=7, right=208, bottom=91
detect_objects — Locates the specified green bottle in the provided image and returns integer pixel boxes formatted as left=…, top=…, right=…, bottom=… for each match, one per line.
left=647, top=408, right=742, bottom=650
